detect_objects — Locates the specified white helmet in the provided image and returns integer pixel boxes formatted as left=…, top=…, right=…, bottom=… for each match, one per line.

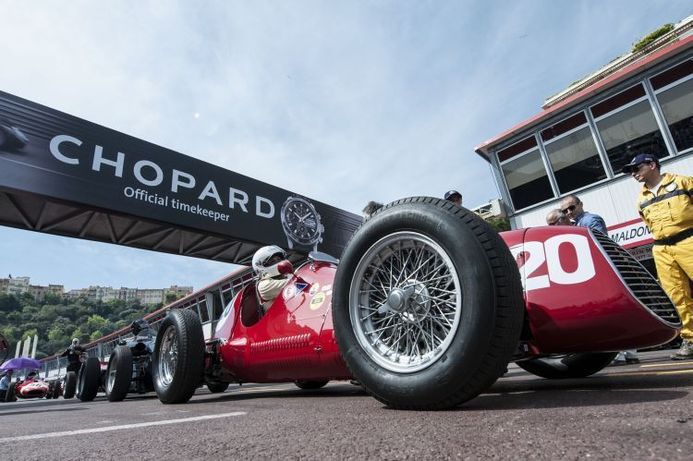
left=71, top=338, right=79, bottom=347
left=252, top=245, right=287, bottom=276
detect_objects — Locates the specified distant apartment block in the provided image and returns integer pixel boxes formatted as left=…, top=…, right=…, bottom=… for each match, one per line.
left=0, top=275, right=191, bottom=305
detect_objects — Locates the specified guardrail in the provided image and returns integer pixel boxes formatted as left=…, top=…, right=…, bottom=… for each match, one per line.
left=41, top=266, right=255, bottom=379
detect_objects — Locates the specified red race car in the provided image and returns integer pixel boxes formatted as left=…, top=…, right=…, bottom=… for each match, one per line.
left=151, top=198, right=679, bottom=410
left=4, top=375, right=61, bottom=401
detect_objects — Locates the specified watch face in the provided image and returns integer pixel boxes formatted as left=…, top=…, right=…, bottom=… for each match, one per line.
left=281, top=197, right=323, bottom=246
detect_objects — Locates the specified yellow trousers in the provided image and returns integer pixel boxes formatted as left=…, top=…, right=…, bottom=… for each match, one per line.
left=653, top=236, right=693, bottom=341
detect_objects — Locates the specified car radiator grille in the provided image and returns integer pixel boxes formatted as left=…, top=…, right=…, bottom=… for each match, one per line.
left=592, top=232, right=680, bottom=326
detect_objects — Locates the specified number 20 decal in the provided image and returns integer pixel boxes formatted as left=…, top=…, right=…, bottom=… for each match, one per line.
left=509, top=234, right=596, bottom=291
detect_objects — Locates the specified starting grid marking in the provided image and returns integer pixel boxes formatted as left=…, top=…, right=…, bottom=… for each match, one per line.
left=0, top=412, right=246, bottom=443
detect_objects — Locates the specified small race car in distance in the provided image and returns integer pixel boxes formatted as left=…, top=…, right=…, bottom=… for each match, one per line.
left=4, top=373, right=59, bottom=401
left=77, top=319, right=158, bottom=402
left=150, top=197, right=680, bottom=410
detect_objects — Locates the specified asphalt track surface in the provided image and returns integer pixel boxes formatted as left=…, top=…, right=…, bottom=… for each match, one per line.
left=1, top=350, right=692, bottom=460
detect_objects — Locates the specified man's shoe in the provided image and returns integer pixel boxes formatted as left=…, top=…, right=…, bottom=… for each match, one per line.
left=671, top=340, right=693, bottom=360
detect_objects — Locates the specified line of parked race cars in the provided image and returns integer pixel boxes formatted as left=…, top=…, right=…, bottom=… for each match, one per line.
left=1, top=199, right=684, bottom=410
left=2, top=318, right=163, bottom=403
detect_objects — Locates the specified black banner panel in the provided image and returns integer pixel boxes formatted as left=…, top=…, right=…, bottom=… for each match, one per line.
left=0, top=91, right=361, bottom=263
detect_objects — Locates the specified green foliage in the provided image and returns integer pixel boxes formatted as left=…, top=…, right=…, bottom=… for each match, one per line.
left=0, top=294, right=21, bottom=312
left=486, top=216, right=511, bottom=232
left=632, top=23, right=674, bottom=53
left=2, top=295, right=155, bottom=357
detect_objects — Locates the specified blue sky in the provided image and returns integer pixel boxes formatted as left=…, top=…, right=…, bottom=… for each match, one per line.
left=0, top=1, right=690, bottom=291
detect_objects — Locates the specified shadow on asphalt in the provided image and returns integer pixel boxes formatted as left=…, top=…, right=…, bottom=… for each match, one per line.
left=182, top=383, right=368, bottom=405
left=0, top=406, right=88, bottom=416
left=463, top=372, right=693, bottom=411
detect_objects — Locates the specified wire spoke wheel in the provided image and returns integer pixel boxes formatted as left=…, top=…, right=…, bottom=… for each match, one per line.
left=157, top=326, right=179, bottom=388
left=351, top=231, right=461, bottom=373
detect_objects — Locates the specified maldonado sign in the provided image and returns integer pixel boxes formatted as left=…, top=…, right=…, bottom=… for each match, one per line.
left=0, top=91, right=361, bottom=259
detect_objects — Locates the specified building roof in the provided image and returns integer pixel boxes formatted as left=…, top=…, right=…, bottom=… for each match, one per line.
left=475, top=17, right=693, bottom=161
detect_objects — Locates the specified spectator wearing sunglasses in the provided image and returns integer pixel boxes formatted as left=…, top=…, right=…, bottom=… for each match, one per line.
left=559, top=194, right=607, bottom=234
left=622, top=153, right=693, bottom=360
left=545, top=209, right=571, bottom=226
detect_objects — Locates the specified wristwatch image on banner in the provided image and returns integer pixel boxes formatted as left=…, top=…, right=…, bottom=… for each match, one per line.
left=280, top=196, right=325, bottom=252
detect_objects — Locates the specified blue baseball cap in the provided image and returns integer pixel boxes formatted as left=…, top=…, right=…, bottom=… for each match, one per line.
left=621, top=154, right=659, bottom=174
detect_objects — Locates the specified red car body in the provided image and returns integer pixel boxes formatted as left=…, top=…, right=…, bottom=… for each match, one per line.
left=207, top=226, right=678, bottom=384
left=14, top=378, right=51, bottom=399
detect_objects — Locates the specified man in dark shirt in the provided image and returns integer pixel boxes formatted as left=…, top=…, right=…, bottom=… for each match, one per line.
left=60, top=338, right=84, bottom=373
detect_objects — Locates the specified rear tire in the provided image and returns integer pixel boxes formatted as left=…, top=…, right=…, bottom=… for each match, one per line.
left=77, top=357, right=101, bottom=401
left=52, top=381, right=61, bottom=399
left=153, top=309, right=205, bottom=403
left=105, top=346, right=133, bottom=402
left=333, top=197, right=524, bottom=410
left=63, top=371, right=77, bottom=399
left=294, top=380, right=328, bottom=390
left=516, top=352, right=618, bottom=379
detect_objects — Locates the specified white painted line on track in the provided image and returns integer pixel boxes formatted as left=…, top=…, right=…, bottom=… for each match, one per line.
left=0, top=412, right=246, bottom=443
left=641, top=361, right=693, bottom=368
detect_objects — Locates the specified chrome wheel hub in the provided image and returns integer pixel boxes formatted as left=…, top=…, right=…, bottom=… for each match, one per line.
left=350, top=231, right=462, bottom=373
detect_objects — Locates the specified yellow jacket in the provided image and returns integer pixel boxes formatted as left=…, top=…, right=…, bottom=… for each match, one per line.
left=638, top=172, right=693, bottom=241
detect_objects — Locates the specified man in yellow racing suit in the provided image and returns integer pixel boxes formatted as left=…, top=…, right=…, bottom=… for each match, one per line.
left=622, top=153, right=693, bottom=359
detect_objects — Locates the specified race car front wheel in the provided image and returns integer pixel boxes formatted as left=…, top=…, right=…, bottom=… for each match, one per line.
left=516, top=352, right=618, bottom=379
left=333, top=197, right=524, bottom=410
left=77, top=357, right=101, bottom=401
left=106, top=346, right=133, bottom=402
left=153, top=309, right=204, bottom=404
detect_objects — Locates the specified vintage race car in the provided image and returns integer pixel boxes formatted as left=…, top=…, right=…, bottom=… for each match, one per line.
left=77, top=320, right=156, bottom=402
left=5, top=377, right=58, bottom=401
left=151, top=198, right=679, bottom=409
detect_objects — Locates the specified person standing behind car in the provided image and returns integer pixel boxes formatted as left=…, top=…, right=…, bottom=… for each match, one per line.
left=60, top=338, right=84, bottom=373
left=0, top=369, right=12, bottom=401
left=559, top=194, right=608, bottom=234
left=560, top=194, right=638, bottom=364
left=546, top=209, right=571, bottom=226
left=622, top=153, right=693, bottom=360
left=444, top=190, right=462, bottom=207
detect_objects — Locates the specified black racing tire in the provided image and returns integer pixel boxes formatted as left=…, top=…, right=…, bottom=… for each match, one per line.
left=5, top=382, right=16, bottom=402
left=206, top=381, right=230, bottom=393
left=153, top=309, right=205, bottom=404
left=294, top=380, right=329, bottom=390
left=52, top=381, right=61, bottom=399
left=333, top=197, right=525, bottom=410
left=77, top=357, right=101, bottom=401
left=105, top=346, right=133, bottom=402
left=516, top=352, right=618, bottom=379
left=63, top=371, right=77, bottom=399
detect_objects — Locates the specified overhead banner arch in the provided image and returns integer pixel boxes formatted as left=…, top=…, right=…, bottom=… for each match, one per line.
left=0, top=91, right=361, bottom=264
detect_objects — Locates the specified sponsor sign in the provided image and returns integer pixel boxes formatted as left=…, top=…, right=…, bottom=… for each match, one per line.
left=0, top=91, right=361, bottom=257
left=607, top=219, right=653, bottom=250
left=627, top=243, right=654, bottom=262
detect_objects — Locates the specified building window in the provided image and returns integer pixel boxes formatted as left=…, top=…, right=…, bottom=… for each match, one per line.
left=651, top=60, right=693, bottom=153
left=541, top=112, right=605, bottom=193
left=591, top=83, right=668, bottom=174
left=498, top=136, right=554, bottom=210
